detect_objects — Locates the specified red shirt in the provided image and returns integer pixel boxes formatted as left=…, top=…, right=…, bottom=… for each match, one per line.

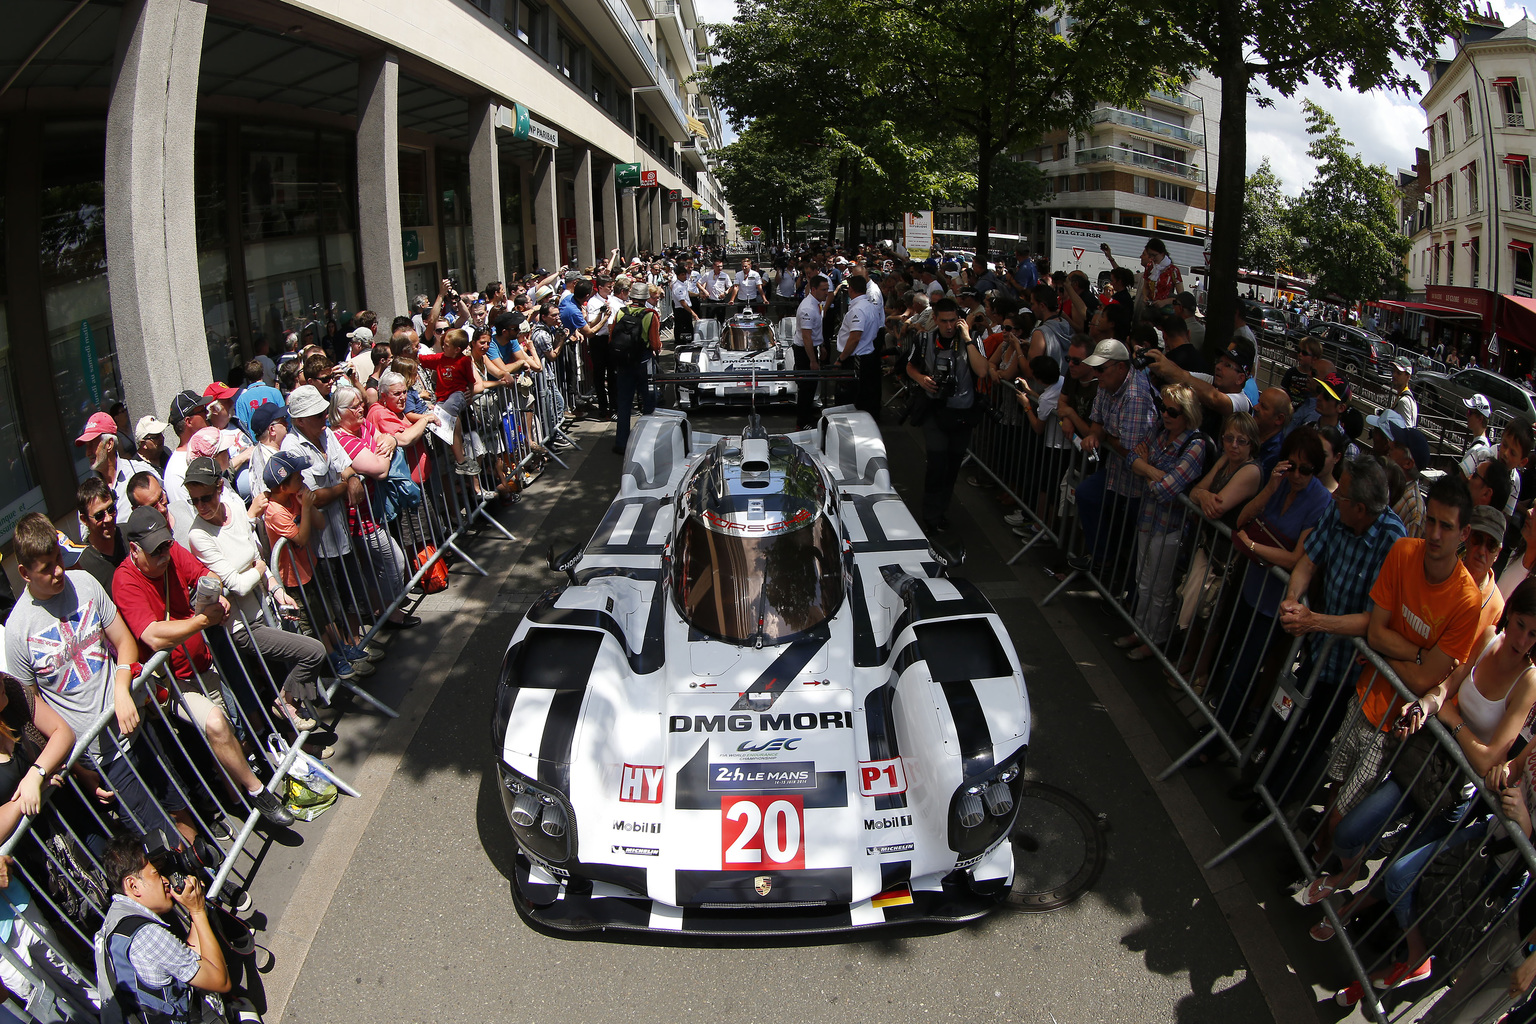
left=111, top=543, right=214, bottom=680
left=367, top=403, right=428, bottom=483
left=417, top=350, right=473, bottom=400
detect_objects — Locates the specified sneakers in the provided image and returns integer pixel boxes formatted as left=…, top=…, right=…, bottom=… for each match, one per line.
left=221, top=883, right=254, bottom=915
left=454, top=457, right=481, bottom=476
left=344, top=643, right=386, bottom=664
left=250, top=787, right=294, bottom=827
left=1003, top=510, right=1025, bottom=527
left=1374, top=958, right=1432, bottom=989
left=222, top=921, right=256, bottom=957
left=325, top=653, right=355, bottom=680
left=208, top=816, right=234, bottom=843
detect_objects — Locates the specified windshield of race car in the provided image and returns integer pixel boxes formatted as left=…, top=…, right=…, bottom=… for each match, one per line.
left=722, top=318, right=774, bottom=352
left=673, top=437, right=844, bottom=644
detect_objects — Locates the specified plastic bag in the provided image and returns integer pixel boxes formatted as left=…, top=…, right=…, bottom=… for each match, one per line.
left=285, top=777, right=338, bottom=821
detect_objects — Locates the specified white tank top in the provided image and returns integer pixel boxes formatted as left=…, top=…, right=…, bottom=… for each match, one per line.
left=1459, top=640, right=1516, bottom=742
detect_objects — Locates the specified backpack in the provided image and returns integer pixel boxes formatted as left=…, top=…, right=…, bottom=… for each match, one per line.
left=610, top=307, right=653, bottom=364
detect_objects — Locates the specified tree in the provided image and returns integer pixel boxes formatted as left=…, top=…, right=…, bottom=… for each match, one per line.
left=1288, top=102, right=1410, bottom=302
left=713, top=125, right=834, bottom=238
left=1240, top=158, right=1296, bottom=285
left=1101, top=0, right=1462, bottom=347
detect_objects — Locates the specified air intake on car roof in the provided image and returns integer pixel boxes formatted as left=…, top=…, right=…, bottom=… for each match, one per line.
left=741, top=437, right=771, bottom=474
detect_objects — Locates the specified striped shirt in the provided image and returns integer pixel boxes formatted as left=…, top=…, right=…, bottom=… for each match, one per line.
left=1091, top=367, right=1158, bottom=498
left=1301, top=500, right=1407, bottom=688
left=1136, top=429, right=1208, bottom=534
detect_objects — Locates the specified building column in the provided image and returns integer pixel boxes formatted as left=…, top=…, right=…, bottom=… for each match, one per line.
left=532, top=147, right=559, bottom=271
left=649, top=190, right=663, bottom=253
left=573, top=148, right=597, bottom=269
left=104, top=0, right=209, bottom=426
left=469, top=98, right=505, bottom=292
left=600, top=160, right=620, bottom=259
left=356, top=53, right=407, bottom=316
left=620, top=187, right=638, bottom=255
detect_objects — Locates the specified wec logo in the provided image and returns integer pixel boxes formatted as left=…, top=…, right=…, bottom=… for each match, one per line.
left=737, top=737, right=801, bottom=753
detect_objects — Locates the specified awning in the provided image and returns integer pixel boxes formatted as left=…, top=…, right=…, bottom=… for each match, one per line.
left=1463, top=161, right=1476, bottom=172
left=1505, top=154, right=1529, bottom=166
left=1373, top=299, right=1484, bottom=321
left=1509, top=239, right=1534, bottom=254
left=1492, top=77, right=1518, bottom=87
left=1456, top=91, right=1469, bottom=104
left=1499, top=294, right=1536, bottom=352
left=685, top=116, right=708, bottom=138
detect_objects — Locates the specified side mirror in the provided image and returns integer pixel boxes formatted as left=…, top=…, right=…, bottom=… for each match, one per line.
left=545, top=541, right=583, bottom=585
left=930, top=540, right=966, bottom=570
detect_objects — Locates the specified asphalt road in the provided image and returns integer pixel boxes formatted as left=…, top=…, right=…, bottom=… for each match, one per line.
left=246, top=404, right=1292, bottom=1024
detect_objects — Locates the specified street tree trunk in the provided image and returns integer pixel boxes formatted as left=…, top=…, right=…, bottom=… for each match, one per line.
left=1205, top=15, right=1249, bottom=356
left=827, top=155, right=848, bottom=244
left=974, top=134, right=995, bottom=260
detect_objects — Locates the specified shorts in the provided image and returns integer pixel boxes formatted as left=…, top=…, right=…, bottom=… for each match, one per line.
left=1325, top=696, right=1393, bottom=817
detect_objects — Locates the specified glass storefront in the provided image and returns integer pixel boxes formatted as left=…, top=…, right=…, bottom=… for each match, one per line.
left=0, top=124, right=42, bottom=533
left=500, top=157, right=525, bottom=277
left=438, top=150, right=473, bottom=289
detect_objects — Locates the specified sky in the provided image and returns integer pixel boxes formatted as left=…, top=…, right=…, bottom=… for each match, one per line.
left=693, top=0, right=1533, bottom=191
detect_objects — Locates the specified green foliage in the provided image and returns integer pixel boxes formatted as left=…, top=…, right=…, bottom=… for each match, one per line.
left=1288, top=102, right=1410, bottom=300
left=712, top=125, right=834, bottom=231
left=1240, top=159, right=1295, bottom=276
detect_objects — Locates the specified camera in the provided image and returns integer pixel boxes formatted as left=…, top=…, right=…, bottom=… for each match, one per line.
left=1132, top=351, right=1157, bottom=369
left=144, top=827, right=199, bottom=891
left=931, top=349, right=959, bottom=399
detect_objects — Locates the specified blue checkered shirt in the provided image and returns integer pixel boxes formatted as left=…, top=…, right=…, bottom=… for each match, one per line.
left=1301, top=500, right=1407, bottom=687
left=1136, top=429, right=1208, bottom=534
left=1092, top=367, right=1158, bottom=498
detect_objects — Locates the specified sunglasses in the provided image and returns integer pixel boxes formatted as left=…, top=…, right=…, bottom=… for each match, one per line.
left=1468, top=531, right=1501, bottom=550
left=88, top=503, right=117, bottom=523
left=1067, top=356, right=1085, bottom=366
left=1222, top=435, right=1252, bottom=446
left=190, top=491, right=221, bottom=508
left=1294, top=463, right=1316, bottom=476
left=1000, top=324, right=1018, bottom=332
left=1162, top=405, right=1183, bottom=417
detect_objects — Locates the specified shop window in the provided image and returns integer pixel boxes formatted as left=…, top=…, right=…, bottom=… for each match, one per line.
left=1516, top=248, right=1533, bottom=298
left=399, top=149, right=431, bottom=227
left=194, top=122, right=237, bottom=381
left=1471, top=237, right=1481, bottom=287
left=1154, top=218, right=1185, bottom=234
left=437, top=150, right=474, bottom=289
left=1120, top=212, right=1144, bottom=227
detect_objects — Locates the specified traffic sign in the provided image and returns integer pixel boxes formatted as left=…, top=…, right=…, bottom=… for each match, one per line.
left=677, top=218, right=689, bottom=230
left=751, top=226, right=761, bottom=237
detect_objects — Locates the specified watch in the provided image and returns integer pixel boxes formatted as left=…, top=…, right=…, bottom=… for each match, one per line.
left=1415, top=648, right=1424, bottom=665
left=31, top=764, right=47, bottom=778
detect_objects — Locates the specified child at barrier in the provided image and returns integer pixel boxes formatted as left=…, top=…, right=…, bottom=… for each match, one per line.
left=417, top=328, right=489, bottom=478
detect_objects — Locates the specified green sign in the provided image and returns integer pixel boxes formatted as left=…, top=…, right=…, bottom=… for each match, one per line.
left=402, top=229, right=421, bottom=262
left=79, top=320, right=100, bottom=406
left=511, top=102, right=532, bottom=140
left=616, top=162, right=641, bottom=187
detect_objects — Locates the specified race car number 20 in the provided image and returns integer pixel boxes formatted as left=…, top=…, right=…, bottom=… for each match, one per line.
left=721, top=795, right=805, bottom=870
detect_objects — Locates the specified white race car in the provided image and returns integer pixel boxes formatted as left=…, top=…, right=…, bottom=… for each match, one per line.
left=490, top=406, right=1031, bottom=935
left=673, top=308, right=798, bottom=408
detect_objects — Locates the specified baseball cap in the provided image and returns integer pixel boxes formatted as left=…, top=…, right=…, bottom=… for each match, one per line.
left=133, top=415, right=169, bottom=445
left=1464, top=393, right=1493, bottom=419
left=1393, top=426, right=1433, bottom=473
left=1174, top=291, right=1198, bottom=311
left=1314, top=372, right=1350, bottom=402
left=286, top=384, right=328, bottom=419
left=1219, top=339, right=1255, bottom=373
left=349, top=327, right=374, bottom=345
left=168, top=390, right=209, bottom=425
left=1391, top=355, right=1415, bottom=376
left=921, top=258, right=938, bottom=272
left=262, top=450, right=310, bottom=490
left=183, top=456, right=221, bottom=489
left=75, top=412, right=118, bottom=447
left=53, top=532, right=84, bottom=567
left=188, top=426, right=229, bottom=457
left=1365, top=409, right=1407, bottom=437
left=249, top=402, right=288, bottom=441
left=1471, top=504, right=1507, bottom=544
left=1082, top=339, right=1131, bottom=367
left=122, top=506, right=172, bottom=553
left=202, top=381, right=239, bottom=400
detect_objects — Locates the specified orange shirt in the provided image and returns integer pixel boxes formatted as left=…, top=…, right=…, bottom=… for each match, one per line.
left=263, top=494, right=315, bottom=587
left=1357, top=539, right=1481, bottom=730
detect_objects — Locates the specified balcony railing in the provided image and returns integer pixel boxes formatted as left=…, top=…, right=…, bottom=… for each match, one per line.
left=1508, top=111, right=1527, bottom=128
left=1515, top=194, right=1533, bottom=212
left=1091, top=107, right=1204, bottom=147
left=1146, top=88, right=1203, bottom=112
left=1075, top=145, right=1205, bottom=183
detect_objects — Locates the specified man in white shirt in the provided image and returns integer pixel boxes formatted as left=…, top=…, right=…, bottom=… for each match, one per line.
left=670, top=266, right=698, bottom=344
left=585, top=277, right=617, bottom=419
left=76, top=413, right=159, bottom=525
left=344, top=327, right=375, bottom=380
left=700, top=259, right=733, bottom=322
left=795, top=276, right=830, bottom=428
left=835, top=274, right=882, bottom=417
left=729, top=258, right=764, bottom=310
left=919, top=260, right=944, bottom=302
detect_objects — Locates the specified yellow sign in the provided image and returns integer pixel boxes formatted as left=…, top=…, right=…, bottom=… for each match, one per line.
left=692, top=199, right=702, bottom=210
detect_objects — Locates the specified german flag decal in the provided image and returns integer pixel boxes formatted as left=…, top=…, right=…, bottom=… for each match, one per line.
left=872, top=885, right=913, bottom=909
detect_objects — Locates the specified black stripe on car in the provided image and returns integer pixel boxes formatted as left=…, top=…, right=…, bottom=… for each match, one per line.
left=675, top=867, right=855, bottom=906
left=729, top=631, right=829, bottom=711
left=863, top=682, right=907, bottom=811
left=537, top=688, right=585, bottom=792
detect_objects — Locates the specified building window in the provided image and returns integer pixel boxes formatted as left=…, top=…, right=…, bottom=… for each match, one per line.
left=1516, top=248, right=1533, bottom=297
left=507, top=0, right=546, bottom=55
left=1512, top=159, right=1532, bottom=211
left=1154, top=180, right=1188, bottom=204
left=1120, top=212, right=1144, bottom=227
left=1133, top=175, right=1148, bottom=196
left=1447, top=242, right=1455, bottom=283
left=1504, top=84, right=1525, bottom=128
left=1462, top=98, right=1477, bottom=139
left=1446, top=178, right=1455, bottom=218
left=1440, top=117, right=1452, bottom=153
left=399, top=149, right=430, bottom=227
left=1056, top=141, right=1068, bottom=160
left=1468, top=162, right=1480, bottom=213
left=1471, top=237, right=1481, bottom=287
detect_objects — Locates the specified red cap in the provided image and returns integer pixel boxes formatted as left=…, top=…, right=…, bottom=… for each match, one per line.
left=74, top=412, right=117, bottom=447
left=202, top=382, right=239, bottom=400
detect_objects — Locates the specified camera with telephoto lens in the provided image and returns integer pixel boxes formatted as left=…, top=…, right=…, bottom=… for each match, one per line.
left=144, top=827, right=198, bottom=891
left=931, top=348, right=959, bottom=399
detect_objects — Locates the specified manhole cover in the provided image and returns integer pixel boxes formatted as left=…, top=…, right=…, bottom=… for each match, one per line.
left=1006, top=781, right=1108, bottom=913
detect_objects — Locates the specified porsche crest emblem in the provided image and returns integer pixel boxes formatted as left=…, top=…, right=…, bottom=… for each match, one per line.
left=754, top=875, right=773, bottom=896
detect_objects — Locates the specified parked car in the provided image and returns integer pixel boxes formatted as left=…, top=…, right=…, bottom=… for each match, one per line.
left=1286, top=322, right=1394, bottom=380
left=1416, top=366, right=1536, bottom=424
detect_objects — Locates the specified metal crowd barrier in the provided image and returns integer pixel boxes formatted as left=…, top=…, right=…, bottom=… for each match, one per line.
left=960, top=374, right=1536, bottom=1023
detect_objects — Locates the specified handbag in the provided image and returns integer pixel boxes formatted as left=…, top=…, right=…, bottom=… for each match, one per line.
left=416, top=545, right=449, bottom=594
left=1177, top=545, right=1225, bottom=630
left=1394, top=725, right=1471, bottom=820
left=1418, top=838, right=1524, bottom=971
left=1235, top=515, right=1294, bottom=565
left=380, top=445, right=422, bottom=522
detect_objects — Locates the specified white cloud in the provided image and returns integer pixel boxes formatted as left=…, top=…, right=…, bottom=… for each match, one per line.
left=1248, top=0, right=1529, bottom=192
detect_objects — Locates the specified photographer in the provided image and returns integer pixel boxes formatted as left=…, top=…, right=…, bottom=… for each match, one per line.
left=96, top=832, right=256, bottom=1024
left=905, top=298, right=994, bottom=532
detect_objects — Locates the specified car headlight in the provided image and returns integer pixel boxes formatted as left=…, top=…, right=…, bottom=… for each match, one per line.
left=947, top=750, right=1026, bottom=858
left=498, top=763, right=577, bottom=865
